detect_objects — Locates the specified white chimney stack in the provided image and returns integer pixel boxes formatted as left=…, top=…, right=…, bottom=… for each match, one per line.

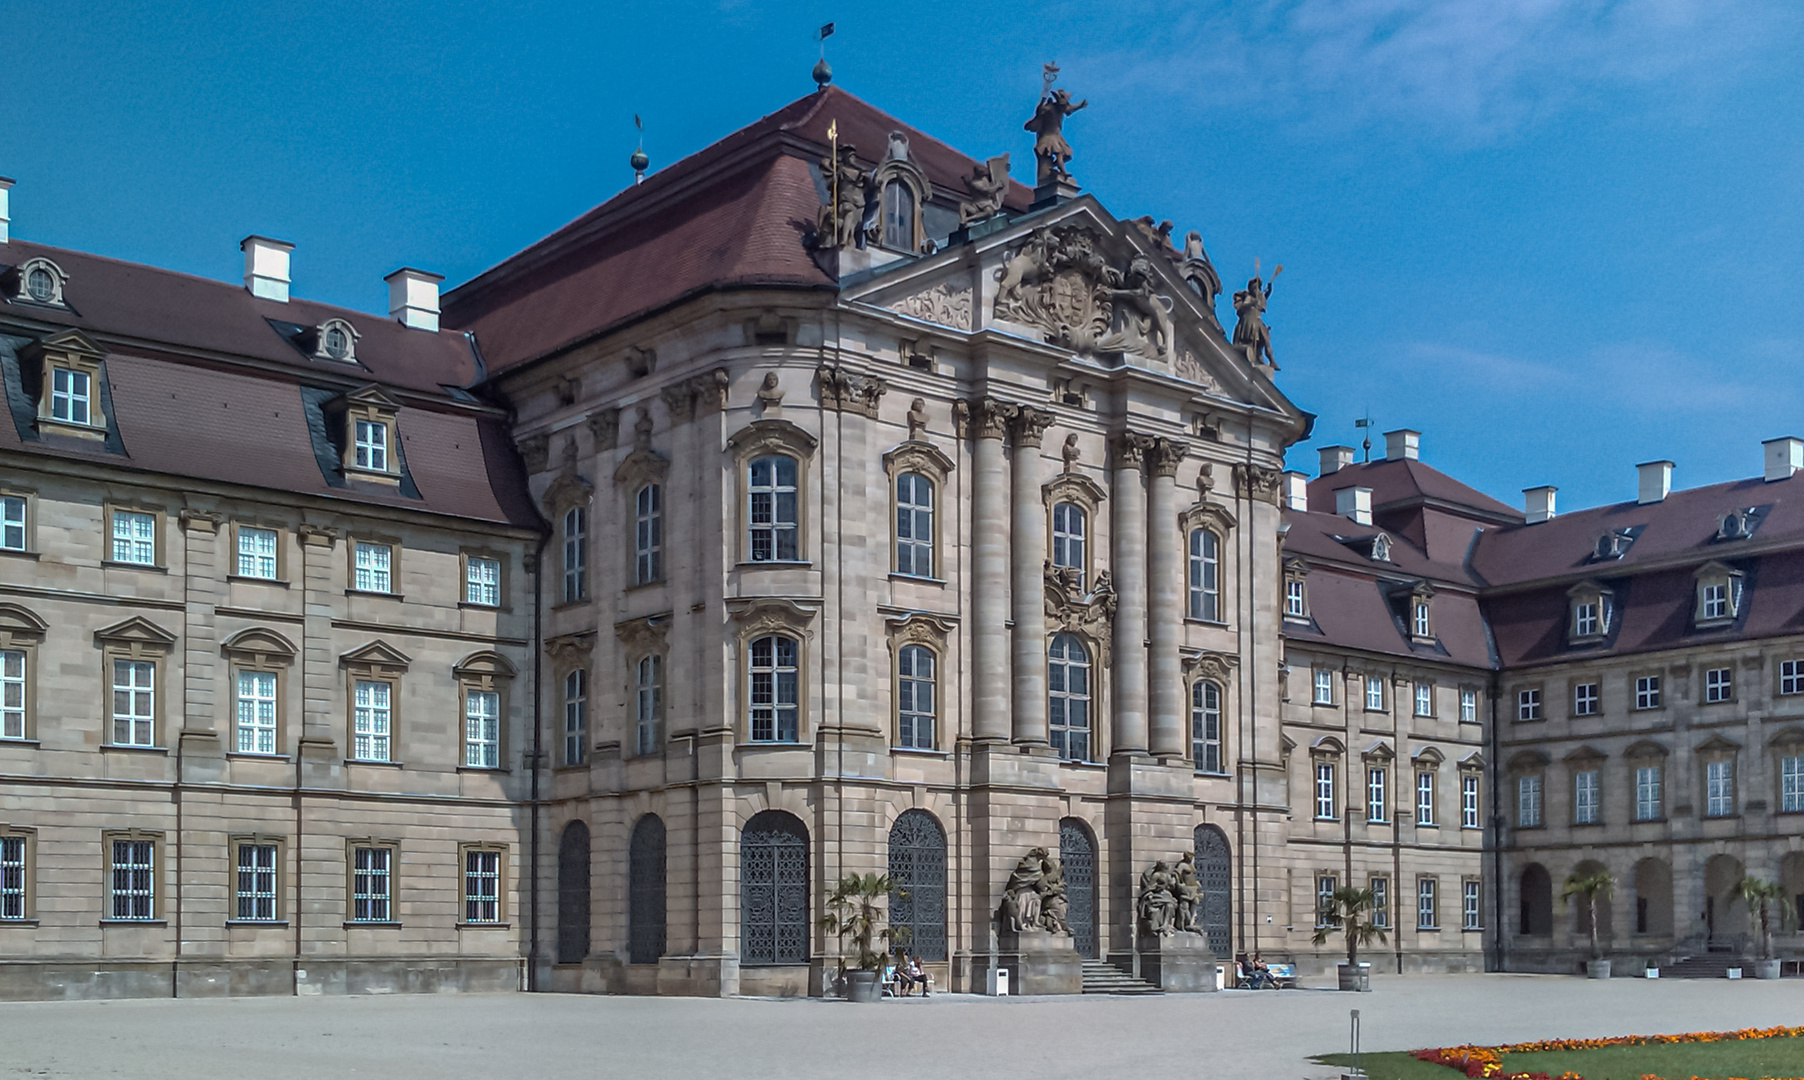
left=1319, top=445, right=1354, bottom=476
left=1282, top=471, right=1309, bottom=512
left=1335, top=486, right=1373, bottom=526
left=0, top=177, right=13, bottom=244
left=1384, top=428, right=1420, bottom=461
left=385, top=267, right=443, bottom=331
left=1524, top=485, right=1557, bottom=524
left=1763, top=437, right=1803, bottom=483
left=240, top=235, right=293, bottom=302
left=1636, top=460, right=1673, bottom=505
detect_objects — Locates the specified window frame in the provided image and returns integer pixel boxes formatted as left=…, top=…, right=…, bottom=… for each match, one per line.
left=883, top=440, right=953, bottom=583
left=893, top=471, right=936, bottom=580
left=633, top=482, right=664, bottom=585
left=453, top=650, right=516, bottom=772
left=349, top=539, right=397, bottom=596
left=336, top=393, right=402, bottom=483
left=344, top=839, right=401, bottom=926
left=728, top=421, right=817, bottom=567
left=1312, top=668, right=1335, bottom=706
left=1364, top=675, right=1385, bottom=713
left=1187, top=527, right=1222, bottom=623
left=1635, top=762, right=1664, bottom=821
left=104, top=505, right=163, bottom=569
left=1050, top=501, right=1088, bottom=588
left=1461, top=772, right=1481, bottom=829
left=462, top=685, right=503, bottom=770
left=746, top=633, right=803, bottom=744
left=1462, top=879, right=1483, bottom=931
left=1704, top=757, right=1736, bottom=818
left=350, top=677, right=396, bottom=764
left=230, top=523, right=284, bottom=582
left=353, top=417, right=389, bottom=474
left=0, top=489, right=36, bottom=555
left=0, top=607, right=47, bottom=742
left=1459, top=687, right=1477, bottom=723
left=1191, top=679, right=1223, bottom=774
left=0, top=826, right=36, bottom=922
left=1634, top=674, right=1662, bottom=710
left=103, top=830, right=162, bottom=923
left=1315, top=874, right=1339, bottom=928
left=746, top=453, right=802, bottom=564
left=1414, top=680, right=1434, bottom=718
left=1572, top=680, right=1599, bottom=717
left=228, top=835, right=285, bottom=923
left=1314, top=760, right=1337, bottom=821
left=896, top=643, right=937, bottom=751
left=634, top=653, right=662, bottom=757
left=1047, top=632, right=1094, bottom=763
left=1779, top=752, right=1804, bottom=814
left=458, top=842, right=509, bottom=927
left=1416, top=769, right=1436, bottom=826
left=1369, top=875, right=1390, bottom=929
left=562, top=668, right=587, bottom=767
left=1517, top=772, right=1544, bottom=828
left=1367, top=765, right=1388, bottom=824
left=1516, top=687, right=1543, bottom=722
left=1704, top=666, right=1733, bottom=704
left=232, top=666, right=282, bottom=756
left=109, top=655, right=158, bottom=749
left=1284, top=577, right=1308, bottom=619
left=1573, top=768, right=1600, bottom=825
left=1416, top=876, right=1439, bottom=931
left=460, top=551, right=504, bottom=608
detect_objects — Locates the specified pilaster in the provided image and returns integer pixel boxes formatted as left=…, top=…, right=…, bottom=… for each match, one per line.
left=1146, top=438, right=1188, bottom=758
left=1010, top=405, right=1053, bottom=746
left=1110, top=433, right=1151, bottom=756
left=969, top=398, right=1015, bottom=744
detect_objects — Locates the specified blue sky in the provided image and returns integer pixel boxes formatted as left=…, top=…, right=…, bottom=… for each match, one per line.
left=7, top=1, right=1801, bottom=511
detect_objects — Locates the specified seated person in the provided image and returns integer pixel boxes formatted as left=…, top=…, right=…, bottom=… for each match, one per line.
left=892, top=955, right=916, bottom=996
left=905, top=954, right=930, bottom=997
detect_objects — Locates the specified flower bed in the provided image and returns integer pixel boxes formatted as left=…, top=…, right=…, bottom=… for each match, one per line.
left=1411, top=1025, right=1804, bottom=1080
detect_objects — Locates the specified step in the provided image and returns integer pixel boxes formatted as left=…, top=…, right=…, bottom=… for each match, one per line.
left=1079, top=960, right=1163, bottom=995
left=1662, top=955, right=1750, bottom=979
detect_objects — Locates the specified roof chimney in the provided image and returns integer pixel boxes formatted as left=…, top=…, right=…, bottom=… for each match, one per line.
left=1636, top=460, right=1673, bottom=504
left=1384, top=428, right=1420, bottom=461
left=1335, top=486, right=1373, bottom=526
left=1282, top=471, right=1309, bottom=512
left=385, top=267, right=443, bottom=331
left=240, top=235, right=293, bottom=302
left=0, top=177, right=12, bottom=244
left=1523, top=485, right=1557, bottom=524
left=1319, top=445, right=1354, bottom=476
left=1763, top=436, right=1803, bottom=482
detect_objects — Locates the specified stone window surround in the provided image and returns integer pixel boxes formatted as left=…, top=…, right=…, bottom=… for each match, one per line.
left=453, top=650, right=518, bottom=772
left=1569, top=676, right=1601, bottom=717
left=0, top=824, right=37, bottom=923
left=101, top=828, right=165, bottom=924
left=1400, top=581, right=1435, bottom=643
left=1697, top=735, right=1740, bottom=817
left=1043, top=472, right=1106, bottom=588
left=727, top=419, right=818, bottom=567
left=310, top=317, right=360, bottom=364
left=616, top=616, right=670, bottom=758
left=1769, top=727, right=1804, bottom=811
left=1508, top=749, right=1551, bottom=829
left=1692, top=560, right=1744, bottom=629
left=1458, top=685, right=1480, bottom=723
left=13, top=256, right=70, bottom=306
left=340, top=641, right=411, bottom=766
left=1458, top=757, right=1484, bottom=829
left=1047, top=629, right=1107, bottom=764
left=1281, top=557, right=1309, bottom=621
left=103, top=502, right=167, bottom=570
left=1565, top=745, right=1607, bottom=826
left=343, top=837, right=402, bottom=927
left=345, top=533, right=402, bottom=597
left=0, top=604, right=48, bottom=743
left=1515, top=683, right=1545, bottom=722
left=27, top=330, right=107, bottom=440
left=220, top=627, right=298, bottom=757
left=1624, top=739, right=1669, bottom=821
left=1413, top=678, right=1437, bottom=718
left=885, top=613, right=953, bottom=752
left=1566, top=580, right=1614, bottom=645
left=1632, top=671, right=1664, bottom=711
left=227, top=520, right=290, bottom=583
left=730, top=597, right=817, bottom=745
left=457, top=841, right=511, bottom=927
left=882, top=439, right=955, bottom=582
left=869, top=148, right=930, bottom=254
left=458, top=548, right=508, bottom=609
left=1413, top=747, right=1444, bottom=825
left=1310, top=736, right=1345, bottom=821
left=332, top=387, right=404, bottom=485
left=1179, top=501, right=1237, bottom=626
left=1183, top=650, right=1238, bottom=774
left=227, top=833, right=288, bottom=924
left=0, top=484, right=38, bottom=556
left=95, top=616, right=177, bottom=750
left=615, top=442, right=670, bottom=588
left=546, top=632, right=595, bottom=768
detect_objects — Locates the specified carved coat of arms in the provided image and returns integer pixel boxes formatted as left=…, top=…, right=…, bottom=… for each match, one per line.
left=993, top=224, right=1175, bottom=363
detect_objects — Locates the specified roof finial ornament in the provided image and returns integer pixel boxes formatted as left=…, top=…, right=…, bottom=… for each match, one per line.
left=1024, top=61, right=1086, bottom=194
left=630, top=114, right=650, bottom=185
left=813, top=22, right=835, bottom=90
left=1354, top=408, right=1374, bottom=463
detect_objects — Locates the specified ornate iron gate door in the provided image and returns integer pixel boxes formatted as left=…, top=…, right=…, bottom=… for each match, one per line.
left=556, top=820, right=591, bottom=964
left=888, top=810, right=947, bottom=960
left=742, top=812, right=809, bottom=964
left=1195, top=824, right=1232, bottom=958
left=1059, top=819, right=1098, bottom=959
left=628, top=814, right=666, bottom=965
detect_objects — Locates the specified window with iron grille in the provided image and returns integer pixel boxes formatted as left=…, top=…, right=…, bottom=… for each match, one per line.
left=350, top=846, right=392, bottom=922
left=894, top=473, right=933, bottom=577
left=235, top=842, right=277, bottom=921
left=0, top=836, right=25, bottom=920
left=740, top=811, right=808, bottom=964
left=748, top=456, right=799, bottom=561
left=628, top=815, right=666, bottom=964
left=1192, top=680, right=1222, bottom=773
left=1189, top=528, right=1220, bottom=621
left=464, top=849, right=501, bottom=923
left=109, top=838, right=154, bottom=920
left=236, top=526, right=278, bottom=579
left=887, top=809, right=947, bottom=961
left=635, top=484, right=663, bottom=584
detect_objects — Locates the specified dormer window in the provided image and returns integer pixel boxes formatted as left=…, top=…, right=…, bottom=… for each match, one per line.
left=25, top=329, right=108, bottom=439
left=25, top=267, right=54, bottom=303
left=329, top=385, right=403, bottom=484
left=868, top=130, right=929, bottom=253
left=1715, top=508, right=1762, bottom=542
left=1693, top=562, right=1744, bottom=628
left=1592, top=527, right=1640, bottom=561
left=11, top=258, right=68, bottom=306
left=1567, top=580, right=1614, bottom=644
left=312, top=318, right=360, bottom=363
left=354, top=419, right=388, bottom=472
left=881, top=182, right=916, bottom=251
left=1413, top=598, right=1431, bottom=639
left=1371, top=534, right=1391, bottom=562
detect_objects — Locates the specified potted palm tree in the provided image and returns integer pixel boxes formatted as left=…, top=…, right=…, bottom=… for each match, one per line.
left=1561, top=868, right=1614, bottom=978
left=1312, top=886, right=1387, bottom=991
left=818, top=872, right=900, bottom=1003
left=1733, top=876, right=1794, bottom=980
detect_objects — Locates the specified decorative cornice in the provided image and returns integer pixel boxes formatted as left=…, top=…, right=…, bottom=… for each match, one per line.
left=544, top=630, right=596, bottom=667
left=177, top=509, right=224, bottom=533
left=1009, top=405, right=1054, bottom=449
left=882, top=439, right=956, bottom=484
left=1233, top=463, right=1282, bottom=505
left=1112, top=432, right=1154, bottom=469
left=1147, top=437, right=1189, bottom=479
left=968, top=397, right=1016, bottom=441
left=297, top=524, right=341, bottom=548
left=540, top=472, right=594, bottom=515
left=1044, top=564, right=1116, bottom=667
left=884, top=611, right=956, bottom=652
left=614, top=448, right=670, bottom=492
left=1182, top=650, right=1239, bottom=684
left=726, top=596, right=820, bottom=641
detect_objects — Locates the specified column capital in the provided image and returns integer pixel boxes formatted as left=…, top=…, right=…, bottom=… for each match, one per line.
left=1112, top=431, right=1155, bottom=469
left=1010, top=404, right=1054, bottom=448
left=1148, top=437, right=1189, bottom=479
left=964, top=396, right=1018, bottom=441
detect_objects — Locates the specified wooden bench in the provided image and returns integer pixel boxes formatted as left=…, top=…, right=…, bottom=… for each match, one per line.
left=1267, top=962, right=1299, bottom=988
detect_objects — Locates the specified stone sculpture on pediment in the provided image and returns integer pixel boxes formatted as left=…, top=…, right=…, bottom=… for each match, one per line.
left=1097, top=254, right=1175, bottom=362
left=1045, top=564, right=1116, bottom=666
left=1180, top=231, right=1222, bottom=309
left=888, top=281, right=973, bottom=331
left=958, top=153, right=1011, bottom=225
left=1174, top=348, right=1221, bottom=393
left=992, top=224, right=1175, bottom=362
left=1231, top=263, right=1280, bottom=367
left=1024, top=85, right=1087, bottom=187
left=815, top=143, right=869, bottom=251
left=1129, top=216, right=1176, bottom=254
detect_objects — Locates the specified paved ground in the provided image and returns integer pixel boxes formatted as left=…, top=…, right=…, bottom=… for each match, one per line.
left=3, top=975, right=1803, bottom=1079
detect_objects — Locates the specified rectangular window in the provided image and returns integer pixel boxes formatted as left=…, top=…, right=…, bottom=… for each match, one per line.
left=1417, top=877, right=1438, bottom=930
left=563, top=507, right=587, bottom=601
left=1413, top=601, right=1431, bottom=638
left=1459, top=688, right=1476, bottom=723
left=1285, top=579, right=1306, bottom=618
left=110, top=510, right=156, bottom=565
left=1191, top=680, right=1221, bottom=773
left=563, top=670, right=586, bottom=767
left=1518, top=774, right=1542, bottom=828
left=235, top=843, right=278, bottom=921
left=1781, top=660, right=1804, bottom=697
left=1573, top=682, right=1598, bottom=716
left=236, top=526, right=278, bottom=579
left=1316, top=875, right=1338, bottom=928
left=51, top=366, right=90, bottom=425
left=465, top=555, right=500, bottom=606
left=0, top=835, right=24, bottom=920
left=353, top=542, right=392, bottom=593
left=1781, top=755, right=1804, bottom=813
left=1365, top=676, right=1384, bottom=712
left=463, top=689, right=500, bottom=769
left=1706, top=759, right=1734, bottom=817
left=0, top=495, right=25, bottom=551
left=635, top=655, right=661, bottom=756
left=352, top=680, right=391, bottom=762
left=1705, top=667, right=1732, bottom=703
left=1188, top=529, right=1220, bottom=621
left=234, top=671, right=277, bottom=755
left=1369, top=876, right=1389, bottom=929
left=1462, top=774, right=1481, bottom=829
left=111, top=658, right=155, bottom=746
left=894, top=474, right=932, bottom=578
left=350, top=846, right=392, bottom=922
left=1635, top=675, right=1662, bottom=709
left=1367, top=767, right=1387, bottom=823
left=1417, top=771, right=1435, bottom=825
left=1, top=649, right=24, bottom=740
left=1315, top=762, right=1336, bottom=820
left=636, top=484, right=665, bottom=584
left=748, top=635, right=800, bottom=743
left=1462, top=880, right=1482, bottom=930
left=1701, top=581, right=1728, bottom=620
left=1517, top=688, right=1541, bottom=722
left=899, top=645, right=937, bottom=751
left=109, top=838, right=155, bottom=920
left=1574, top=769, right=1599, bottom=824
left=353, top=418, right=388, bottom=472
left=1313, top=668, right=1334, bottom=705
left=1635, top=764, right=1663, bottom=821
left=464, top=849, right=501, bottom=924
left=1572, top=600, right=1599, bottom=638
left=747, top=455, right=800, bottom=562
left=1414, top=682, right=1432, bottom=717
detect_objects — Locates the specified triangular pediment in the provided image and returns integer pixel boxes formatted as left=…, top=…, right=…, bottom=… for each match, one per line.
left=337, top=384, right=402, bottom=412
left=94, top=616, right=177, bottom=647
left=30, top=328, right=106, bottom=361
left=339, top=639, right=412, bottom=670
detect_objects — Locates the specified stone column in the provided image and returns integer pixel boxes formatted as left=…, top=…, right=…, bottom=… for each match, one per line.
left=296, top=524, right=344, bottom=787
left=1010, top=406, right=1054, bottom=746
left=1110, top=434, right=1152, bottom=756
left=1147, top=438, right=1189, bottom=757
left=970, top=398, right=1015, bottom=743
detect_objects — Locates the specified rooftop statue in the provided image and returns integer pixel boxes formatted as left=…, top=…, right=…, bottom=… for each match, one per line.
left=1024, top=86, right=1087, bottom=188
left=1231, top=261, right=1281, bottom=366
left=815, top=144, right=868, bottom=250
left=959, top=153, right=1011, bottom=225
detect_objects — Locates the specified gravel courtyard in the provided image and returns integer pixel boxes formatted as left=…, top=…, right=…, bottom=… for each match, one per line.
left=4, top=975, right=1803, bottom=1079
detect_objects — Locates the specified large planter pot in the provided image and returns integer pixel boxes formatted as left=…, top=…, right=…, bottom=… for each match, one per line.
left=844, top=970, right=881, bottom=1003
left=1587, top=959, right=1612, bottom=980
left=1753, top=959, right=1782, bottom=980
left=1337, top=962, right=1371, bottom=992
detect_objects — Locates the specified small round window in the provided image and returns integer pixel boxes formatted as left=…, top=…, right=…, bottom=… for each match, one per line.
left=323, top=325, right=349, bottom=359
left=25, top=267, right=54, bottom=303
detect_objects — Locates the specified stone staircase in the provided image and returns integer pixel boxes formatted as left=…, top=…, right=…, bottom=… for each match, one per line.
left=1661, top=953, right=1750, bottom=979
left=1080, top=959, right=1163, bottom=995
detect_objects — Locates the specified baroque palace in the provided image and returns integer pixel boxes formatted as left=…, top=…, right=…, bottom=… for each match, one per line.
left=0, top=76, right=1799, bottom=999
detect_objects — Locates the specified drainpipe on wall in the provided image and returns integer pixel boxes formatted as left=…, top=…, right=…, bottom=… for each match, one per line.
left=1488, top=670, right=1503, bottom=973
left=528, top=535, right=547, bottom=991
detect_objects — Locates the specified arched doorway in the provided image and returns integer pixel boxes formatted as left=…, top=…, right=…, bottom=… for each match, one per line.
left=556, top=820, right=591, bottom=964
left=1193, top=824, right=1232, bottom=958
left=1569, top=859, right=1614, bottom=945
left=628, top=814, right=666, bottom=965
left=1632, top=857, right=1673, bottom=937
left=1782, top=852, right=1804, bottom=932
left=888, top=809, right=947, bottom=961
left=741, top=810, right=809, bottom=964
left=1704, top=854, right=1747, bottom=947
left=1519, top=863, right=1552, bottom=936
left=1059, top=818, right=1099, bottom=959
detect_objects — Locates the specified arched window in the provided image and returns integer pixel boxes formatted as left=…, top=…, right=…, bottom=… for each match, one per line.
left=1192, top=680, right=1222, bottom=773
left=887, top=810, right=946, bottom=960
left=628, top=814, right=666, bottom=965
left=1188, top=528, right=1220, bottom=621
left=562, top=669, right=586, bottom=766
left=1051, top=502, right=1085, bottom=585
left=748, top=635, right=799, bottom=742
left=556, top=820, right=590, bottom=964
left=895, top=472, right=933, bottom=577
left=748, top=455, right=799, bottom=561
left=1193, top=824, right=1233, bottom=957
left=896, top=644, right=935, bottom=749
left=634, top=483, right=662, bottom=584
left=741, top=810, right=809, bottom=964
left=1048, top=633, right=1091, bottom=762
left=634, top=655, right=661, bottom=755
left=25, top=266, right=55, bottom=304
left=562, top=506, right=587, bottom=602
left=881, top=181, right=917, bottom=251
left=1059, top=818, right=1099, bottom=959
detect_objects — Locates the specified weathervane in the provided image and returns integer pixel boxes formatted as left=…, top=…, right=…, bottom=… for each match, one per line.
left=1354, top=409, right=1374, bottom=462
left=813, top=22, right=834, bottom=89
left=630, top=114, right=649, bottom=185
